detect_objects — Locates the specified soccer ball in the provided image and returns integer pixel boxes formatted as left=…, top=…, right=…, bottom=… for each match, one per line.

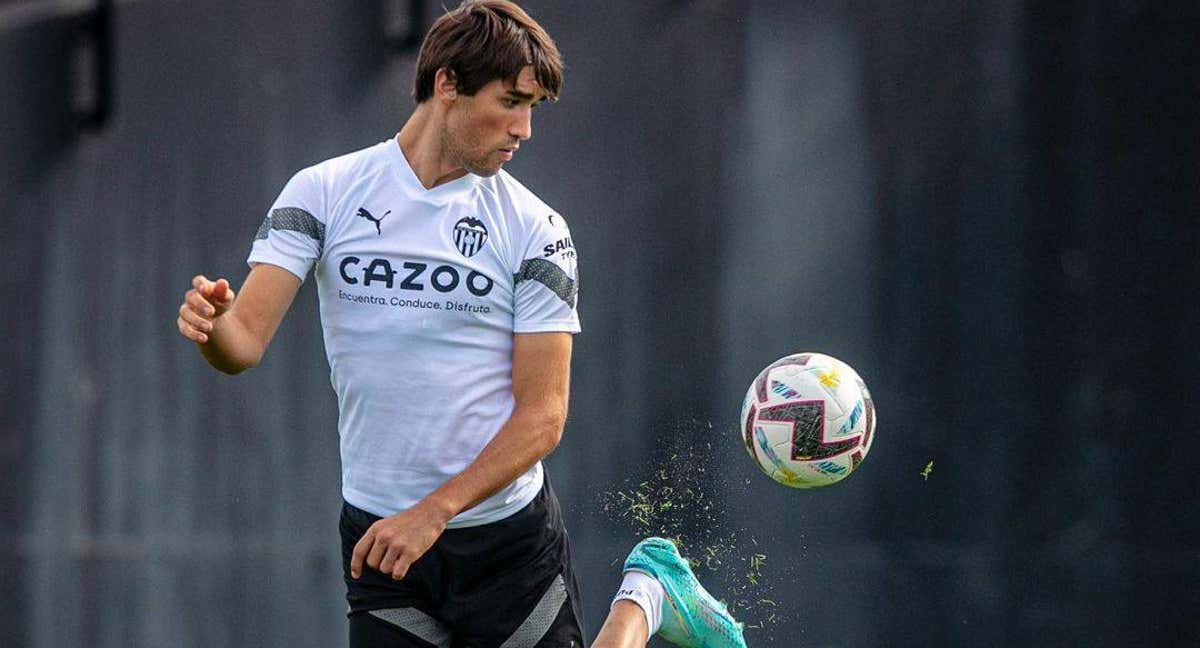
left=739, top=352, right=876, bottom=488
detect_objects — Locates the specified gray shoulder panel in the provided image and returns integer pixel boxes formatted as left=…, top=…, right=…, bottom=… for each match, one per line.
left=254, top=207, right=326, bottom=255
left=514, top=258, right=577, bottom=306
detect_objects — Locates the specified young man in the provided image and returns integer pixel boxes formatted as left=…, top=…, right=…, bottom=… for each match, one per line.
left=175, top=1, right=745, bottom=646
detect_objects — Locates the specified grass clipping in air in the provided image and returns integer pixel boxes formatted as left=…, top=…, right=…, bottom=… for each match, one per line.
left=598, top=421, right=782, bottom=636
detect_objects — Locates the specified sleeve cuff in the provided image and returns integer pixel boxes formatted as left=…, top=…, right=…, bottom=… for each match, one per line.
left=247, top=252, right=310, bottom=282
left=514, top=320, right=582, bottom=334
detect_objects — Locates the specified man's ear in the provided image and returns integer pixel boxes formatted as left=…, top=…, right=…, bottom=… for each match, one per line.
left=434, top=68, right=459, bottom=102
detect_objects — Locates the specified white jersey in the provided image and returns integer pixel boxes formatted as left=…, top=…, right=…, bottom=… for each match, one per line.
left=247, top=139, right=580, bottom=527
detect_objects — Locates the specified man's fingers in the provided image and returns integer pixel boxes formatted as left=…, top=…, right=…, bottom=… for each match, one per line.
left=365, top=532, right=389, bottom=571
left=391, top=554, right=412, bottom=581
left=185, top=290, right=216, bottom=317
left=393, top=549, right=417, bottom=580
left=379, top=543, right=402, bottom=576
left=211, top=278, right=231, bottom=303
left=179, top=305, right=213, bottom=333
left=177, top=316, right=209, bottom=343
left=179, top=276, right=227, bottom=345
left=192, top=274, right=222, bottom=299
left=350, top=530, right=374, bottom=579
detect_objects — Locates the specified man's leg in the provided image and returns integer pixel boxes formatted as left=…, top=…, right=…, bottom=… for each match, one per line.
left=432, top=480, right=586, bottom=647
left=593, top=537, right=747, bottom=648
left=341, top=501, right=445, bottom=647
left=592, top=600, right=649, bottom=648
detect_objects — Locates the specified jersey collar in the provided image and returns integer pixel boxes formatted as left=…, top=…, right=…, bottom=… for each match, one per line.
left=388, top=137, right=479, bottom=204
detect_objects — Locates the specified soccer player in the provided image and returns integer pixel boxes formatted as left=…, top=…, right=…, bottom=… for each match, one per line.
left=175, top=1, right=745, bottom=646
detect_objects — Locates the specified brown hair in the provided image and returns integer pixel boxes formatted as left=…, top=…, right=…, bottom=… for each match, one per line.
left=413, top=0, right=563, bottom=104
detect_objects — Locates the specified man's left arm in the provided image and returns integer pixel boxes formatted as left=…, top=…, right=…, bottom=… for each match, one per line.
left=350, top=331, right=572, bottom=580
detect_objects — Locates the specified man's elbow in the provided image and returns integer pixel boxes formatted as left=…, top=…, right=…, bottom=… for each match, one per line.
left=211, top=358, right=253, bottom=376
left=216, top=359, right=255, bottom=375
left=205, top=347, right=264, bottom=375
left=535, top=410, right=567, bottom=455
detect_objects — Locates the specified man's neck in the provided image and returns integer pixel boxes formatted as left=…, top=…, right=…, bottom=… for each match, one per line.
left=396, top=105, right=469, bottom=190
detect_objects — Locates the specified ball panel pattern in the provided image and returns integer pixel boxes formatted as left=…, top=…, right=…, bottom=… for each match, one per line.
left=740, top=352, right=876, bottom=488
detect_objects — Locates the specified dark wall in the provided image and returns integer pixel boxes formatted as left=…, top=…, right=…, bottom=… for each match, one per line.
left=1, top=11, right=75, bottom=647
left=855, top=0, right=1199, bottom=644
left=1, top=1, right=1196, bottom=646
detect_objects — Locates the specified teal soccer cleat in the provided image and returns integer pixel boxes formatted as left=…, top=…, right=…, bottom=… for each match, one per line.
left=622, top=537, right=748, bottom=648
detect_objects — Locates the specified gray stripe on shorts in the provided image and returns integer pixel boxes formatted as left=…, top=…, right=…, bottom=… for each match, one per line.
left=499, top=573, right=568, bottom=648
left=368, top=608, right=451, bottom=648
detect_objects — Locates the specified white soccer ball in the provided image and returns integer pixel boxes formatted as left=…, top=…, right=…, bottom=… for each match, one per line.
left=739, top=352, right=876, bottom=488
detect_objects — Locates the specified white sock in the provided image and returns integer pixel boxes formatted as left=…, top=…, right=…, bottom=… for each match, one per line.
left=611, top=569, right=665, bottom=635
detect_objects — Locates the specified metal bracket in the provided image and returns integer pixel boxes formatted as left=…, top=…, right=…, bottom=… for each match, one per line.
left=71, top=0, right=113, bottom=131
left=387, top=0, right=426, bottom=53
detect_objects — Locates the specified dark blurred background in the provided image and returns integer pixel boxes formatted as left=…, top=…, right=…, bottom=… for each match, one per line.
left=2, top=0, right=1197, bottom=646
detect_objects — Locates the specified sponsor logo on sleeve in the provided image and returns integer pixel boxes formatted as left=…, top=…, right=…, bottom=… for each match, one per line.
left=542, top=236, right=575, bottom=258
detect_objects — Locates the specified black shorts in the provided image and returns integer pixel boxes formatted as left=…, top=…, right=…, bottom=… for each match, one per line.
left=340, top=479, right=585, bottom=648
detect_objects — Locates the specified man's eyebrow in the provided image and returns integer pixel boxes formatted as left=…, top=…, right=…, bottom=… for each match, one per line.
left=505, top=89, right=542, bottom=102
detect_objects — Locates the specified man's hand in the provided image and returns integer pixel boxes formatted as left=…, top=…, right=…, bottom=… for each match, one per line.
left=177, top=275, right=236, bottom=344
left=350, top=499, right=453, bottom=580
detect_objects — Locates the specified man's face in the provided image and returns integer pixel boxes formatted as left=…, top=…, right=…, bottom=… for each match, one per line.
left=443, top=65, right=545, bottom=177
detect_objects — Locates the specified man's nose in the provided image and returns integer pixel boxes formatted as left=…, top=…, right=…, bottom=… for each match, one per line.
left=510, top=108, right=532, bottom=141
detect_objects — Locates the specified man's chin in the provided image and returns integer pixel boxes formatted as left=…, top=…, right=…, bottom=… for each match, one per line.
left=465, top=163, right=502, bottom=178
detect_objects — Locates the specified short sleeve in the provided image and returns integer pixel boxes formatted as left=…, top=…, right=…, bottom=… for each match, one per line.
left=513, top=212, right=581, bottom=334
left=247, top=168, right=326, bottom=281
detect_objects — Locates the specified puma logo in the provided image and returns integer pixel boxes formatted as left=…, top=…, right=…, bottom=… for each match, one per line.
left=357, top=207, right=390, bottom=235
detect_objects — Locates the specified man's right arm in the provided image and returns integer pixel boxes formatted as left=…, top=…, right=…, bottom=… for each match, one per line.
left=176, top=263, right=302, bottom=375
